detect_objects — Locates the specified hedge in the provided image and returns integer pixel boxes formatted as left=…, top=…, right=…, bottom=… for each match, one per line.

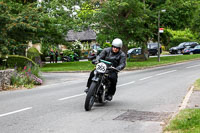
left=5, top=55, right=37, bottom=69
left=27, top=47, right=42, bottom=66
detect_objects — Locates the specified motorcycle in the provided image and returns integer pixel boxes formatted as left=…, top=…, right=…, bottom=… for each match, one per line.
left=84, top=59, right=119, bottom=111
left=62, top=53, right=79, bottom=62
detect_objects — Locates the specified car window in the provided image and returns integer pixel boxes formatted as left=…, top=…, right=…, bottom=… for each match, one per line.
left=148, top=43, right=158, bottom=48
left=178, top=42, right=186, bottom=47
left=194, top=45, right=200, bottom=49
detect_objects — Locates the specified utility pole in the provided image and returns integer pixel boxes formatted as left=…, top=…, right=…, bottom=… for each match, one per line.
left=157, top=10, right=166, bottom=62
left=158, top=11, right=161, bottom=62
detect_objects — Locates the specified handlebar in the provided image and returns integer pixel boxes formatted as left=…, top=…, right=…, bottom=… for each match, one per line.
left=108, top=66, right=120, bottom=72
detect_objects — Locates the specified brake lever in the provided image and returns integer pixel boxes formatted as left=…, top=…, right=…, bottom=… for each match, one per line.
left=110, top=66, right=120, bottom=72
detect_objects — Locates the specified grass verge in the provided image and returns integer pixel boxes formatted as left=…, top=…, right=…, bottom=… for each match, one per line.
left=164, top=109, right=200, bottom=133
left=164, top=77, right=200, bottom=133
left=40, top=54, right=200, bottom=72
left=194, top=79, right=200, bottom=91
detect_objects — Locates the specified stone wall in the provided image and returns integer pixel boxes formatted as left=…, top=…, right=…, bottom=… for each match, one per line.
left=0, top=69, right=14, bottom=91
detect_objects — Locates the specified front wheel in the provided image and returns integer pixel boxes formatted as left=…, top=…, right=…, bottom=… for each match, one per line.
left=84, top=82, right=97, bottom=111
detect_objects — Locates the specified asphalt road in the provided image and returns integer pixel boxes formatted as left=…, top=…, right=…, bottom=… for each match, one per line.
left=0, top=60, right=200, bottom=133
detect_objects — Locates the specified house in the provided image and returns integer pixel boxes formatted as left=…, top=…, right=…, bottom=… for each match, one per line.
left=65, top=29, right=97, bottom=50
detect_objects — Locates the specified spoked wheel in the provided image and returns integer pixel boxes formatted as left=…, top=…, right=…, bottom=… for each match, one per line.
left=84, top=82, right=97, bottom=111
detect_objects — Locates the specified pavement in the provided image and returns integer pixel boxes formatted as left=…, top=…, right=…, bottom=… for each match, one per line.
left=186, top=89, right=200, bottom=109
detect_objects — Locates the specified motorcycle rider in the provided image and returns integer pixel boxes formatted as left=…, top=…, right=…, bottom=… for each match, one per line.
left=85, top=38, right=126, bottom=101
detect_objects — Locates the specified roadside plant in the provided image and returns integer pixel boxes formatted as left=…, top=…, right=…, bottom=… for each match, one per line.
left=11, top=64, right=42, bottom=88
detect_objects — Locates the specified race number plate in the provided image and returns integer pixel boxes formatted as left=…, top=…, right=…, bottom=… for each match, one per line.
left=96, top=62, right=107, bottom=73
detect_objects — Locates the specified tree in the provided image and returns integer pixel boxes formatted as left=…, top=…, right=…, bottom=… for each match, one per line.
left=161, top=0, right=199, bottom=30
left=87, top=0, right=154, bottom=52
left=0, top=0, right=84, bottom=56
left=0, top=1, right=44, bottom=55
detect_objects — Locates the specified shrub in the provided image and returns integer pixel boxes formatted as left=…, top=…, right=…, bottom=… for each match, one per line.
left=6, top=55, right=37, bottom=69
left=27, top=47, right=42, bottom=66
left=168, top=37, right=191, bottom=49
left=63, top=49, right=74, bottom=56
left=166, top=28, right=198, bottom=50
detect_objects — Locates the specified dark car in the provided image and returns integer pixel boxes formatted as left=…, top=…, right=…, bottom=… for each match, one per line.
left=183, top=45, right=200, bottom=55
left=127, top=47, right=142, bottom=57
left=147, top=43, right=162, bottom=56
left=169, top=42, right=199, bottom=54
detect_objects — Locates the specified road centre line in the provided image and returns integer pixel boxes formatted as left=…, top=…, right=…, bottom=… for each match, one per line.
left=117, top=81, right=135, bottom=87
left=0, top=107, right=32, bottom=118
left=58, top=70, right=177, bottom=101
left=139, top=76, right=154, bottom=81
left=156, top=70, right=177, bottom=76
left=58, top=93, right=85, bottom=101
left=186, top=64, right=200, bottom=69
left=139, top=70, right=177, bottom=81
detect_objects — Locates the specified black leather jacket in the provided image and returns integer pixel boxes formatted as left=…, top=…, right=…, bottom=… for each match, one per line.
left=96, top=47, right=126, bottom=71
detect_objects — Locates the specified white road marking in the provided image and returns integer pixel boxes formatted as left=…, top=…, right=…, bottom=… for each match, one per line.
left=0, top=107, right=32, bottom=118
left=139, top=76, right=153, bottom=81
left=179, top=86, right=194, bottom=110
left=156, top=70, right=177, bottom=76
left=58, top=93, right=85, bottom=101
left=186, top=64, right=200, bottom=69
left=117, top=81, right=135, bottom=87
left=58, top=69, right=177, bottom=101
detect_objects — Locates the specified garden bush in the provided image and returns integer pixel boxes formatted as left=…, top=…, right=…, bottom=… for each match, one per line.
left=27, top=47, right=42, bottom=66
left=6, top=55, right=37, bottom=69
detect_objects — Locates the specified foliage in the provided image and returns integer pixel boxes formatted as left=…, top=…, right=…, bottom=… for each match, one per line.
left=102, top=42, right=112, bottom=49
left=166, top=29, right=198, bottom=49
left=164, top=109, right=200, bottom=133
left=5, top=55, right=37, bottom=69
left=191, top=6, right=200, bottom=38
left=162, top=0, right=200, bottom=30
left=0, top=1, right=44, bottom=55
left=0, top=0, right=84, bottom=55
left=194, top=78, right=200, bottom=91
left=63, top=49, right=74, bottom=56
left=27, top=47, right=42, bottom=66
left=67, top=41, right=82, bottom=56
left=11, top=64, right=42, bottom=88
left=91, top=0, right=152, bottom=51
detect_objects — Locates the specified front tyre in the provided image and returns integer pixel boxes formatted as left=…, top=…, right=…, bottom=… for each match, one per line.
left=84, top=82, right=97, bottom=111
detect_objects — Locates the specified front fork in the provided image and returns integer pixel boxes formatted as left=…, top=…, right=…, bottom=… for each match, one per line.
left=91, top=71, right=104, bottom=97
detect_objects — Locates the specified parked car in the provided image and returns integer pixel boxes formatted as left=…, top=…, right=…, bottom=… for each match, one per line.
left=169, top=42, right=199, bottom=54
left=183, top=45, right=200, bottom=55
left=147, top=43, right=162, bottom=56
left=127, top=47, right=142, bottom=57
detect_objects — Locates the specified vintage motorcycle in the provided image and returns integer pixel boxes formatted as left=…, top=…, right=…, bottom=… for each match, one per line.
left=84, top=59, right=119, bottom=111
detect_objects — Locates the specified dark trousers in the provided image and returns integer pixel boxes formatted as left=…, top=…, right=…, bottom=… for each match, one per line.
left=50, top=55, right=54, bottom=63
left=87, top=70, right=118, bottom=96
left=55, top=55, right=58, bottom=63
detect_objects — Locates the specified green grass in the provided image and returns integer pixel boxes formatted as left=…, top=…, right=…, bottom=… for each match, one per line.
left=194, top=79, right=200, bottom=91
left=164, top=109, right=200, bottom=133
left=164, top=77, right=200, bottom=133
left=40, top=54, right=200, bottom=72
left=40, top=61, right=94, bottom=72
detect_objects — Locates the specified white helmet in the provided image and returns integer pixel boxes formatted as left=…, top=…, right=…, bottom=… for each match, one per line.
left=112, top=38, right=123, bottom=48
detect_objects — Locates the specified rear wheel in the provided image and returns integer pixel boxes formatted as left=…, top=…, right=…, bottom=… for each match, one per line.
left=84, top=82, right=97, bottom=111
left=190, top=52, right=193, bottom=55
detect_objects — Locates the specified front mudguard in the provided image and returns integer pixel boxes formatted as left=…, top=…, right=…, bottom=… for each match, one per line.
left=92, top=76, right=99, bottom=82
